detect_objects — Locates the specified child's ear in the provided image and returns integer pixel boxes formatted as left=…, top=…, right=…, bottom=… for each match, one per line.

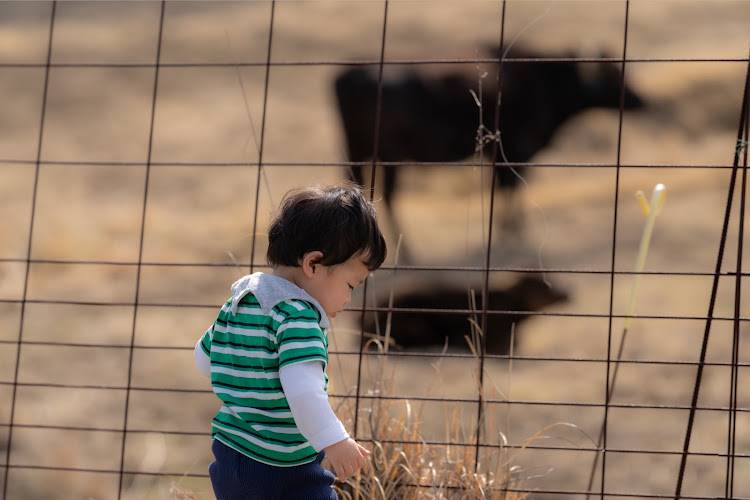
left=301, top=251, right=324, bottom=278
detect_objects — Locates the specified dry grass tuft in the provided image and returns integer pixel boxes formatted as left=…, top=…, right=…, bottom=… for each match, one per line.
left=335, top=336, right=530, bottom=500
left=163, top=475, right=201, bottom=500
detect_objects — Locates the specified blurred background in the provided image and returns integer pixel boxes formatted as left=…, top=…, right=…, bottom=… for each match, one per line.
left=1, top=1, right=750, bottom=499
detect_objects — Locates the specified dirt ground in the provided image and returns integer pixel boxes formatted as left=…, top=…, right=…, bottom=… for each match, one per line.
left=1, top=1, right=750, bottom=499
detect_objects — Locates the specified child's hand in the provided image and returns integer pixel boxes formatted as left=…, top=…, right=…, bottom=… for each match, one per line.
left=324, top=438, right=371, bottom=481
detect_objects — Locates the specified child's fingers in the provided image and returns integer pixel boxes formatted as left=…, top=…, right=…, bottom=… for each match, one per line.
left=334, top=463, right=346, bottom=481
left=337, top=460, right=368, bottom=481
left=338, top=462, right=356, bottom=480
left=358, top=444, right=371, bottom=456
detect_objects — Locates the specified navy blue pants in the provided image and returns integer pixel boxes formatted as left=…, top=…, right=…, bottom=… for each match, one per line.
left=209, top=439, right=338, bottom=500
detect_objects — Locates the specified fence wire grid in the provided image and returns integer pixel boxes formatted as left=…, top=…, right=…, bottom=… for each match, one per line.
left=1, top=1, right=750, bottom=500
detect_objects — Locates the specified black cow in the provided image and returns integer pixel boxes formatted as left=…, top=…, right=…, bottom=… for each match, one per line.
left=361, top=274, right=569, bottom=355
left=334, top=46, right=644, bottom=235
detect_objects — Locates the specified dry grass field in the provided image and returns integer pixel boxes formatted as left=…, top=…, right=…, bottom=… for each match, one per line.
left=2, top=1, right=750, bottom=499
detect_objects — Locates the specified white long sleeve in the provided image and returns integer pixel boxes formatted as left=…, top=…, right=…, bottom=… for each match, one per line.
left=279, top=361, right=349, bottom=452
left=194, top=338, right=211, bottom=377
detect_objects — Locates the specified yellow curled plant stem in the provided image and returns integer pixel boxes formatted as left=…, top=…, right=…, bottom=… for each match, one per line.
left=624, top=183, right=666, bottom=330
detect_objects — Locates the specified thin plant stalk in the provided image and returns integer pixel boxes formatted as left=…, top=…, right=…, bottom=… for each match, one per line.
left=585, top=183, right=666, bottom=497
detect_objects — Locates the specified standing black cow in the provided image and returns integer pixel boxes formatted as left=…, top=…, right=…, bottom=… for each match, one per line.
left=334, top=46, right=644, bottom=234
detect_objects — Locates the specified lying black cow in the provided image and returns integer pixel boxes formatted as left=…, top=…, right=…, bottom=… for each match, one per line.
left=360, top=274, right=568, bottom=355
left=334, top=46, right=644, bottom=233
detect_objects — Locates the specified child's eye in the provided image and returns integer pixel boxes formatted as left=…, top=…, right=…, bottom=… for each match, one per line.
left=348, top=284, right=354, bottom=291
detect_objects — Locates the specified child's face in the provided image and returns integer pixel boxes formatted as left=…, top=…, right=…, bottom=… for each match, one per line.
left=306, top=254, right=371, bottom=318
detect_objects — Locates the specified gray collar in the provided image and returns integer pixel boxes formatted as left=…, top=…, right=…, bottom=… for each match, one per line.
left=229, top=272, right=330, bottom=329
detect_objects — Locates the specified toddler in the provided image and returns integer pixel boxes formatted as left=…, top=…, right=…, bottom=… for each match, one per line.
left=195, top=183, right=387, bottom=499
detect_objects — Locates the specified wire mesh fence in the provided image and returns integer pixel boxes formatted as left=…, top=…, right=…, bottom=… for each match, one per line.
left=1, top=1, right=749, bottom=499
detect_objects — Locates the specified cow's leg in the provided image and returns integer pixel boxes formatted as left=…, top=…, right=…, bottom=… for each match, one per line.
left=494, top=164, right=527, bottom=240
left=348, top=165, right=364, bottom=188
left=383, top=165, right=398, bottom=208
left=379, top=165, right=412, bottom=264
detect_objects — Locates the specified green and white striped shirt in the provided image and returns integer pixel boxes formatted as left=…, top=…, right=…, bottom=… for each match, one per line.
left=198, top=273, right=331, bottom=467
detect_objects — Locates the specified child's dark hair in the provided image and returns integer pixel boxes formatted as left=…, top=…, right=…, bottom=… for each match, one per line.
left=266, top=183, right=387, bottom=271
